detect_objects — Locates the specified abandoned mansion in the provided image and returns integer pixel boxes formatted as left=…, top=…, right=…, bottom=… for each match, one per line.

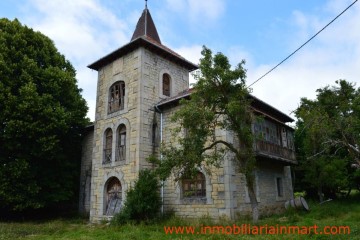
left=79, top=5, right=297, bottom=222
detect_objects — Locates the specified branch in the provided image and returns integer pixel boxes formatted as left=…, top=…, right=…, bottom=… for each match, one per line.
left=307, top=148, right=327, bottom=160
left=201, top=140, right=239, bottom=156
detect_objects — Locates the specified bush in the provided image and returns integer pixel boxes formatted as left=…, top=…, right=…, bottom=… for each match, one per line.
left=112, top=169, right=161, bottom=225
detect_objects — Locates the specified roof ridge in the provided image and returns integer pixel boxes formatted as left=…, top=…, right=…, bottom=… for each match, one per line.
left=131, top=7, right=161, bottom=44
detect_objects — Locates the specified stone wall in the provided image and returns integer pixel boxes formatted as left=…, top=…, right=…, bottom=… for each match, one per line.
left=85, top=44, right=294, bottom=222
left=232, top=161, right=294, bottom=218
left=159, top=106, right=294, bottom=219
left=88, top=46, right=191, bottom=222
left=160, top=106, right=229, bottom=219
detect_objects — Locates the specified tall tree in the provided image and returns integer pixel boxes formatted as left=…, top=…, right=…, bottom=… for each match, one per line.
left=0, top=19, right=88, bottom=211
left=295, top=80, right=360, bottom=201
left=154, top=46, right=260, bottom=222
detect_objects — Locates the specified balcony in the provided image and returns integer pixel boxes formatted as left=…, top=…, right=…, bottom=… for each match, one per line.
left=254, top=140, right=296, bottom=164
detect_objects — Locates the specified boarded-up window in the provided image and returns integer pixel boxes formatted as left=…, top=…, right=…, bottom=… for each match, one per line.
left=116, top=125, right=126, bottom=162
left=182, top=172, right=206, bottom=198
left=103, top=129, right=112, bottom=164
left=109, top=81, right=125, bottom=113
left=105, top=177, right=122, bottom=216
left=162, top=74, right=171, bottom=96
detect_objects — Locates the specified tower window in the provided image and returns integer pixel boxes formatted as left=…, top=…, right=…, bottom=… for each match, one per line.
left=103, top=128, right=112, bottom=164
left=116, top=125, right=126, bottom=162
left=162, top=73, right=171, bottom=96
left=109, top=81, right=125, bottom=113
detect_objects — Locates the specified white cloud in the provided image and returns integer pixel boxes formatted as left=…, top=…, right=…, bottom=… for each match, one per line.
left=27, top=0, right=128, bottom=63
left=174, top=45, right=203, bottom=85
left=248, top=0, right=360, bottom=120
left=22, top=0, right=132, bottom=120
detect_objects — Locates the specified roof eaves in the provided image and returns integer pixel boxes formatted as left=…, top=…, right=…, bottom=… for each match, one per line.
left=88, top=37, right=198, bottom=71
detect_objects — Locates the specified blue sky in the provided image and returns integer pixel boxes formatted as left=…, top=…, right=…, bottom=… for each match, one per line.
left=1, top=0, right=359, bottom=121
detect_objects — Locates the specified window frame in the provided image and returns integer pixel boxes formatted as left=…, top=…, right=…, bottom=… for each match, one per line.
left=116, top=125, right=126, bottom=163
left=105, top=177, right=122, bottom=216
left=108, top=81, right=125, bottom=114
left=182, top=172, right=206, bottom=199
left=162, top=73, right=171, bottom=97
left=103, top=128, right=113, bottom=164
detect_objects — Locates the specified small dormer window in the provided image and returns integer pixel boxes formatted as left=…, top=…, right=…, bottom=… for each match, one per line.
left=162, top=73, right=171, bottom=96
left=109, top=81, right=125, bottom=113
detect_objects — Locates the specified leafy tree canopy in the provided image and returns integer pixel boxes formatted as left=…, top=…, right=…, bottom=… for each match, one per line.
left=0, top=18, right=89, bottom=211
left=295, top=80, right=360, bottom=200
left=152, top=46, right=260, bottom=222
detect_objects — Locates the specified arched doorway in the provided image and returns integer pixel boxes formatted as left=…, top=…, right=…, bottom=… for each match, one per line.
left=105, top=177, right=122, bottom=216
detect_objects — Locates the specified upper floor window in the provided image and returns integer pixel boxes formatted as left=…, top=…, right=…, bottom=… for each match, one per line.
left=103, top=128, right=112, bottom=164
left=116, top=125, right=126, bottom=162
left=109, top=81, right=125, bottom=113
left=182, top=172, right=206, bottom=199
left=162, top=73, right=171, bottom=96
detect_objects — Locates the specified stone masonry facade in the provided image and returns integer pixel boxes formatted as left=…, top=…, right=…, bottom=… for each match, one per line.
left=79, top=5, right=296, bottom=222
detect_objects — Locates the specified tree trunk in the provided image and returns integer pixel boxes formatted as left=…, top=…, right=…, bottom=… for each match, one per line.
left=246, top=174, right=259, bottom=223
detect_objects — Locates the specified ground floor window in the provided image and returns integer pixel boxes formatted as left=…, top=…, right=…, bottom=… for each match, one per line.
left=182, top=172, right=206, bottom=199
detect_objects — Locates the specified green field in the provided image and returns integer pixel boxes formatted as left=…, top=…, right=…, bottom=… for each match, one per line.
left=1, top=193, right=359, bottom=240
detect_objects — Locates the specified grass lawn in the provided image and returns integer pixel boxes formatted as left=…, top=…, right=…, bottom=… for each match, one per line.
left=1, top=192, right=359, bottom=240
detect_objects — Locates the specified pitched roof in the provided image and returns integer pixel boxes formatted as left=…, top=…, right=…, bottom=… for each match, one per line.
left=131, top=8, right=161, bottom=44
left=155, top=89, right=294, bottom=124
left=88, top=36, right=198, bottom=71
left=88, top=6, right=198, bottom=71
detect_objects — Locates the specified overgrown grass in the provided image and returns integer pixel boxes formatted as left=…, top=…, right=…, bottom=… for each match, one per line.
left=1, top=192, right=359, bottom=239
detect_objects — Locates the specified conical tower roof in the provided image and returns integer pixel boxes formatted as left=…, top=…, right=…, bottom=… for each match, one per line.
left=88, top=3, right=197, bottom=72
left=131, top=6, right=161, bottom=44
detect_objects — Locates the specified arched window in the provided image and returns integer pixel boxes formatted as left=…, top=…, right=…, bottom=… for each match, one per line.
left=162, top=73, right=171, bottom=96
left=182, top=172, right=206, bottom=199
left=103, top=128, right=112, bottom=164
left=116, top=125, right=126, bottom=162
left=109, top=81, right=125, bottom=113
left=105, top=177, right=122, bottom=215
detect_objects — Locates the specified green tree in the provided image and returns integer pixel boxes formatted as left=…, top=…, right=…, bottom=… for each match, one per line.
left=295, top=80, right=360, bottom=201
left=112, top=169, right=161, bottom=224
left=0, top=19, right=88, bottom=211
left=153, top=46, right=259, bottom=222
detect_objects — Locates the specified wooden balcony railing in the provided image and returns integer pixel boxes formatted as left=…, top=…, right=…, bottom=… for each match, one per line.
left=254, top=140, right=296, bottom=163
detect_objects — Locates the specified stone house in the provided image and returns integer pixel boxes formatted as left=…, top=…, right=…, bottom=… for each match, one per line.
left=79, top=5, right=297, bottom=222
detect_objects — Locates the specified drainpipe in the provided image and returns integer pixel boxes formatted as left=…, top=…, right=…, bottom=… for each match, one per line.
left=155, top=105, right=164, bottom=215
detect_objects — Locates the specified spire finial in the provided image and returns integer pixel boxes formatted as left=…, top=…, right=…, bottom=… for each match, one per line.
left=145, top=0, right=147, bottom=9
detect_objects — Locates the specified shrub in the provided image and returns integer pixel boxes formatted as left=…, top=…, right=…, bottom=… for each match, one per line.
left=112, top=169, right=161, bottom=225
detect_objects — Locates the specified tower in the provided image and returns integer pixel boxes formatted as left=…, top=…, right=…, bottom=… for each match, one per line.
left=84, top=4, right=197, bottom=221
